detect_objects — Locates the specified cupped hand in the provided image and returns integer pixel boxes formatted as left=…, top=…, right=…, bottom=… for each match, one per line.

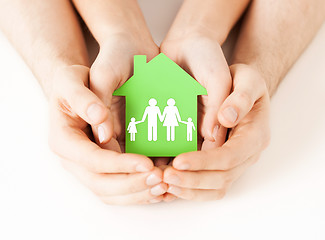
left=163, top=64, right=271, bottom=201
left=89, top=33, right=159, bottom=148
left=48, top=65, right=167, bottom=205
left=160, top=33, right=232, bottom=201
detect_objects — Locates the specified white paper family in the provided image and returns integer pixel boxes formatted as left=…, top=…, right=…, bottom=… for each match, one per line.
left=127, top=98, right=195, bottom=142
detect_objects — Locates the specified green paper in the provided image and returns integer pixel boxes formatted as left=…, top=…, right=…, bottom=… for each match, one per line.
left=113, top=53, right=207, bottom=157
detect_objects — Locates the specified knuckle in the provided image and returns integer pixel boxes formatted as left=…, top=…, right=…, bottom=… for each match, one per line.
left=218, top=172, right=233, bottom=189
left=215, top=190, right=226, bottom=200
left=235, top=90, right=253, bottom=110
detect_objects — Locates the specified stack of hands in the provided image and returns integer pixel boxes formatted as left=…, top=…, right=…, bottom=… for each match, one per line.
left=49, top=0, right=270, bottom=205
left=1, top=0, right=323, bottom=205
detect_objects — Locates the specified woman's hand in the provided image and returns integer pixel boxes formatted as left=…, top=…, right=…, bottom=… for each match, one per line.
left=89, top=33, right=159, bottom=148
left=161, top=33, right=232, bottom=147
left=163, top=64, right=271, bottom=201
left=48, top=65, right=167, bottom=205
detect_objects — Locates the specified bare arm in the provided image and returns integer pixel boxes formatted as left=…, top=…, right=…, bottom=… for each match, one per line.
left=232, top=0, right=325, bottom=95
left=0, top=0, right=88, bottom=97
left=164, top=0, right=251, bottom=44
left=141, top=108, right=148, bottom=123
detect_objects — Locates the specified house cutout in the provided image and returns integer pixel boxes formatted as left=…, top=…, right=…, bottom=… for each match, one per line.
left=113, top=53, right=207, bottom=157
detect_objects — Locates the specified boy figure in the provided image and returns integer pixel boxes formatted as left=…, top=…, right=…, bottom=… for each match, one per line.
left=181, top=118, right=195, bottom=141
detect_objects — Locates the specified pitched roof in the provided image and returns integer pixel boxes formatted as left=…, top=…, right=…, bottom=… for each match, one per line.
left=114, top=53, right=207, bottom=97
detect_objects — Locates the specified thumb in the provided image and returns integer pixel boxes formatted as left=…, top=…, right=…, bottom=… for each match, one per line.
left=218, top=64, right=267, bottom=128
left=89, top=63, right=123, bottom=145
left=57, top=65, right=109, bottom=126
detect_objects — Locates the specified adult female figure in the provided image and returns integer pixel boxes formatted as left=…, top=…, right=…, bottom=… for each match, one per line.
left=162, top=98, right=182, bottom=141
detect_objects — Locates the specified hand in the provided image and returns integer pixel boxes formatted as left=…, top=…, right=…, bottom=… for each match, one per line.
left=48, top=65, right=167, bottom=205
left=89, top=33, right=159, bottom=147
left=163, top=64, right=271, bottom=201
left=160, top=32, right=232, bottom=201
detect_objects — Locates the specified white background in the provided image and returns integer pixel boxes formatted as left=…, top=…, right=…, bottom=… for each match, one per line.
left=0, top=1, right=324, bottom=239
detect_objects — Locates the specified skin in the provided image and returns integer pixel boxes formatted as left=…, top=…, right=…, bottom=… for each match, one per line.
left=1, top=0, right=324, bottom=204
left=163, top=0, right=325, bottom=201
left=0, top=0, right=166, bottom=205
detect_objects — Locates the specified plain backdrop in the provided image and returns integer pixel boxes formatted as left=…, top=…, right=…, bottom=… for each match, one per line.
left=0, top=1, right=324, bottom=239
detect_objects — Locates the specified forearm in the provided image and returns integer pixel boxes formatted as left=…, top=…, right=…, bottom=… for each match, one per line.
left=165, top=0, right=251, bottom=44
left=232, top=0, right=325, bottom=96
left=72, top=0, right=153, bottom=46
left=0, top=0, right=88, bottom=97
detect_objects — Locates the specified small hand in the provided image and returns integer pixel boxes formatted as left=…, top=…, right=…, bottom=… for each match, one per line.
left=89, top=33, right=159, bottom=147
left=160, top=33, right=232, bottom=201
left=161, top=33, right=232, bottom=148
left=163, top=64, right=271, bottom=201
left=49, top=65, right=167, bottom=205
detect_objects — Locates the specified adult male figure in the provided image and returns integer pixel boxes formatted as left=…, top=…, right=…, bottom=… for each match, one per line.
left=141, top=98, right=163, bottom=141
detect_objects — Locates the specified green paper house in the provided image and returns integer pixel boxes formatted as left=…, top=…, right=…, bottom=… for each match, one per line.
left=113, top=53, right=207, bottom=157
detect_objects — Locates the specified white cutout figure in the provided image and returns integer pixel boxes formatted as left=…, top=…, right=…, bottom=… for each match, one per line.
left=181, top=118, right=196, bottom=141
left=141, top=98, right=163, bottom=141
left=162, top=98, right=182, bottom=141
left=127, top=117, right=142, bottom=141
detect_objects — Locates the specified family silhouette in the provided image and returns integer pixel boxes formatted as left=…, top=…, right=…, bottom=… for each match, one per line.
left=127, top=98, right=195, bottom=142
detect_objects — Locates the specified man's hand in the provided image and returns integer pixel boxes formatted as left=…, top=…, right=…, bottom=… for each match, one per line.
left=49, top=65, right=167, bottom=205
left=163, top=64, right=270, bottom=201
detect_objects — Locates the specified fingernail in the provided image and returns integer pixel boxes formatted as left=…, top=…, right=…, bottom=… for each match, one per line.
left=136, top=164, right=151, bottom=172
left=87, top=103, right=104, bottom=123
left=149, top=198, right=161, bottom=204
left=223, top=106, right=238, bottom=123
left=165, top=175, right=180, bottom=185
left=146, top=174, right=162, bottom=186
left=212, top=125, right=219, bottom=142
left=167, top=186, right=182, bottom=195
left=98, top=125, right=105, bottom=143
left=175, top=163, right=190, bottom=170
left=150, top=185, right=166, bottom=196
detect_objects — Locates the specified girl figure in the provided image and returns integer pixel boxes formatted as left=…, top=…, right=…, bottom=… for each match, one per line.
left=127, top=117, right=142, bottom=141
left=162, top=98, right=182, bottom=141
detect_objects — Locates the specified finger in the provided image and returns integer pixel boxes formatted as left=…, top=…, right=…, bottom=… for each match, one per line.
left=152, top=157, right=171, bottom=167
left=167, top=185, right=226, bottom=201
left=218, top=64, right=267, bottom=128
left=164, top=154, right=259, bottom=190
left=55, top=65, right=109, bottom=126
left=100, top=183, right=168, bottom=205
left=173, top=97, right=270, bottom=171
left=184, top=42, right=232, bottom=145
left=162, top=193, right=178, bottom=203
left=89, top=53, right=130, bottom=144
left=61, top=159, right=163, bottom=196
left=49, top=104, right=154, bottom=173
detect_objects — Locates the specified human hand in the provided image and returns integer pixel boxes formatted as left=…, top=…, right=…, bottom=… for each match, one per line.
left=161, top=33, right=232, bottom=148
left=87, top=29, right=159, bottom=148
left=160, top=32, right=232, bottom=201
left=163, top=64, right=271, bottom=201
left=49, top=65, right=167, bottom=205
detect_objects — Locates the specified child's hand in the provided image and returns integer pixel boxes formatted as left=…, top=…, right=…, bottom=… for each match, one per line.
left=49, top=65, right=167, bottom=205
left=89, top=33, right=159, bottom=147
left=163, top=64, right=270, bottom=201
left=161, top=33, right=232, bottom=145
